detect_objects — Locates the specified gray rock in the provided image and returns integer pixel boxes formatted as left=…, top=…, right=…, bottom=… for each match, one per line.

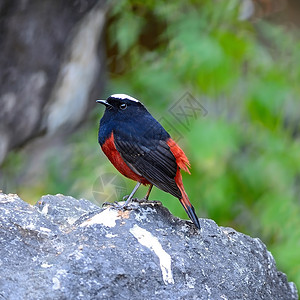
left=0, top=192, right=298, bottom=300
left=0, top=0, right=107, bottom=164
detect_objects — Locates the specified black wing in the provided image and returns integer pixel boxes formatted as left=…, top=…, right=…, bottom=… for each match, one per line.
left=114, top=136, right=182, bottom=199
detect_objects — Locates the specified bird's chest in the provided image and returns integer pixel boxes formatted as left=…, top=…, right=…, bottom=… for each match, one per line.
left=100, top=131, right=149, bottom=184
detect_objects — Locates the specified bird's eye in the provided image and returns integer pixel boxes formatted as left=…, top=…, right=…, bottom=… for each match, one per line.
left=120, top=103, right=127, bottom=110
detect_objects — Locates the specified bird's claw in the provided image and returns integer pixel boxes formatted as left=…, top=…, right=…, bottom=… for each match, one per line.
left=133, top=198, right=161, bottom=205
left=142, top=197, right=150, bottom=203
left=102, top=200, right=131, bottom=210
left=130, top=197, right=147, bottom=204
left=102, top=198, right=161, bottom=210
left=143, top=199, right=162, bottom=205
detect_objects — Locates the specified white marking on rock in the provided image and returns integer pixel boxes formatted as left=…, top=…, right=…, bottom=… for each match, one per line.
left=26, top=224, right=36, bottom=230
left=52, top=269, right=66, bottom=290
left=40, top=227, right=51, bottom=232
left=205, top=283, right=212, bottom=296
left=41, top=203, right=49, bottom=216
left=41, top=263, right=53, bottom=268
left=66, top=217, right=78, bottom=225
left=111, top=93, right=140, bottom=103
left=52, top=277, right=60, bottom=290
left=105, top=233, right=118, bottom=238
left=130, top=224, right=174, bottom=285
left=80, top=208, right=119, bottom=228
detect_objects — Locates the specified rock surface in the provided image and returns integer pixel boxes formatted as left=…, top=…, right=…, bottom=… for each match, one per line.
left=0, top=192, right=298, bottom=300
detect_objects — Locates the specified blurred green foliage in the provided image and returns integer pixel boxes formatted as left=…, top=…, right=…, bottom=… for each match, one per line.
left=2, top=0, right=300, bottom=291
left=105, top=0, right=300, bottom=289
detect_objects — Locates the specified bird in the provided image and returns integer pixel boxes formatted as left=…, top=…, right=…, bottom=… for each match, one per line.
left=96, top=93, right=200, bottom=229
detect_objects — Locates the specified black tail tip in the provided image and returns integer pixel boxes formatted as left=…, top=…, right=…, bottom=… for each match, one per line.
left=186, top=205, right=201, bottom=230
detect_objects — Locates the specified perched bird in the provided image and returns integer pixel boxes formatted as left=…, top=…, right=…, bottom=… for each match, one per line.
left=97, top=94, right=200, bottom=229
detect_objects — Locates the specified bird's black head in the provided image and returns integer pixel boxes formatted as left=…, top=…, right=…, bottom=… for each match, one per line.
left=96, top=94, right=148, bottom=122
left=97, top=93, right=169, bottom=146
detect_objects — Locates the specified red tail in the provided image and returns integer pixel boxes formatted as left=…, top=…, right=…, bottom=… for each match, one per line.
left=167, top=138, right=200, bottom=229
left=167, top=138, right=191, bottom=174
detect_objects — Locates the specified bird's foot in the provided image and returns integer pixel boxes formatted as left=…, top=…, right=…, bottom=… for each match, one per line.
left=129, top=197, right=148, bottom=204
left=132, top=198, right=161, bottom=205
left=142, top=196, right=150, bottom=203
left=148, top=200, right=162, bottom=205
left=102, top=200, right=135, bottom=210
left=102, top=197, right=160, bottom=209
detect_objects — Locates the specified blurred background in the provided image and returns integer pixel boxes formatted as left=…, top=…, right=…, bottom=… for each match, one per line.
left=0, top=0, right=300, bottom=291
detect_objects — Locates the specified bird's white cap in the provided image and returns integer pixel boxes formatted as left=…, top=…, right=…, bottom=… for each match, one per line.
left=110, top=94, right=140, bottom=103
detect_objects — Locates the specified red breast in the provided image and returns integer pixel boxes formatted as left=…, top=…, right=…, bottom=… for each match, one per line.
left=101, top=132, right=150, bottom=185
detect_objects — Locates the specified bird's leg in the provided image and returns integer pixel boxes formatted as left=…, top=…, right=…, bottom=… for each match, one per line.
left=119, top=182, right=141, bottom=208
left=142, top=184, right=161, bottom=205
left=131, top=184, right=153, bottom=204
left=143, top=184, right=153, bottom=201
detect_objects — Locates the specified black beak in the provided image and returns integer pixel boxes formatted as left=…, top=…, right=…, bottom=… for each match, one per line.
left=96, top=99, right=112, bottom=108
